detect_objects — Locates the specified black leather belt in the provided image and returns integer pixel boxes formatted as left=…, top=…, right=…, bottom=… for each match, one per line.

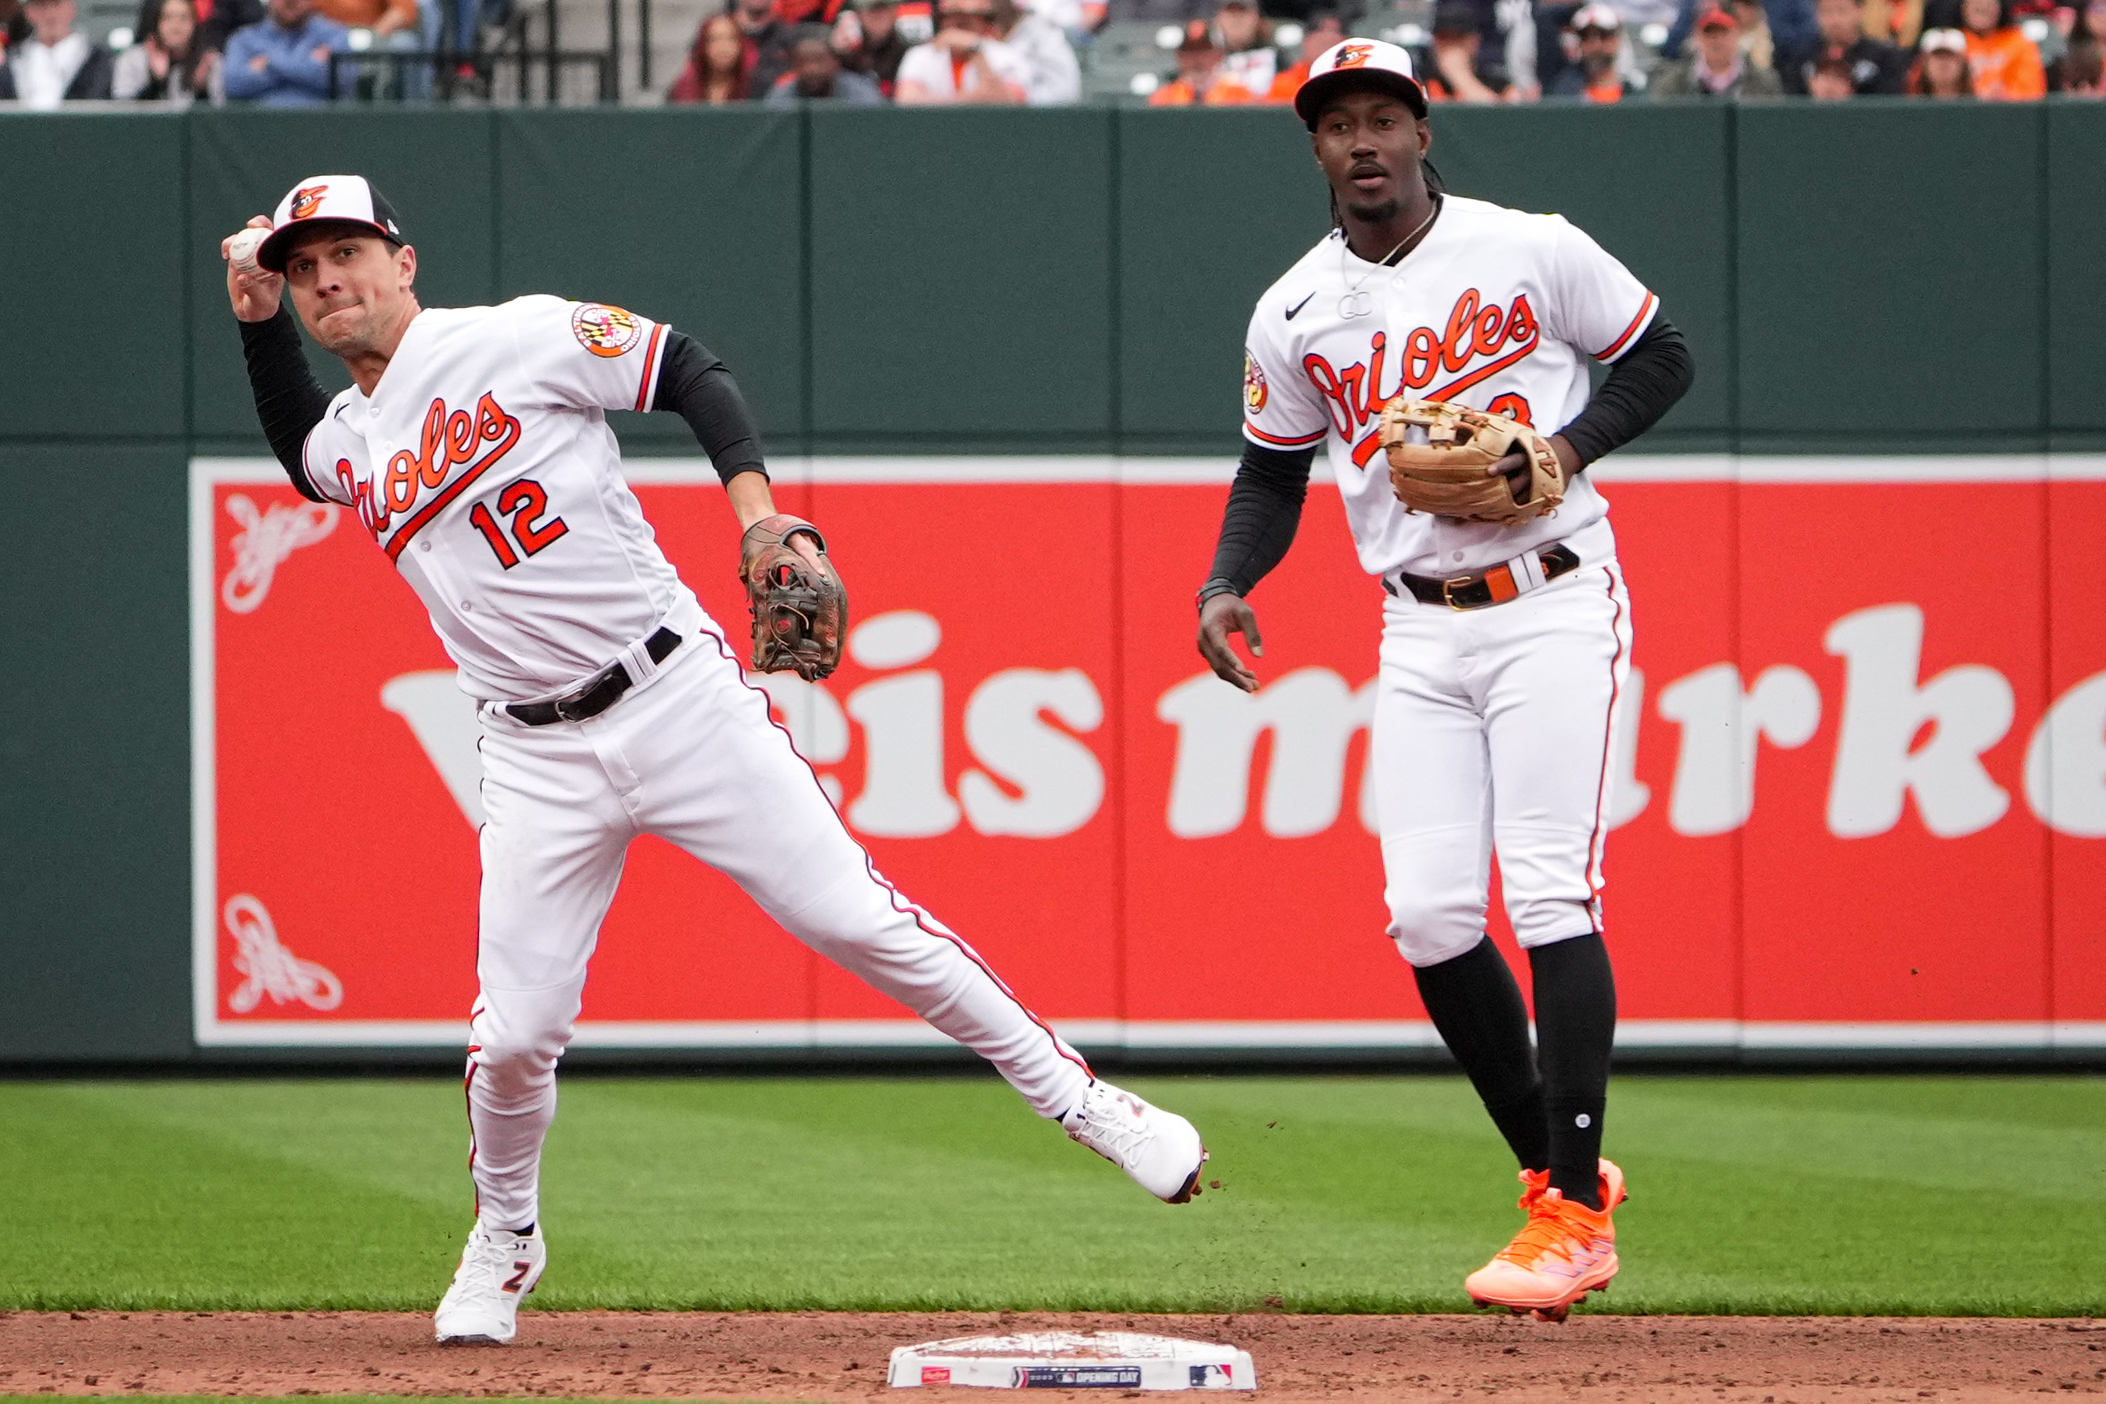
left=1385, top=543, right=1582, bottom=610
left=505, top=628, right=682, bottom=726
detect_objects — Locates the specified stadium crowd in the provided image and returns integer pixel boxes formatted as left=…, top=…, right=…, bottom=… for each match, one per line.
left=0, top=0, right=2095, bottom=103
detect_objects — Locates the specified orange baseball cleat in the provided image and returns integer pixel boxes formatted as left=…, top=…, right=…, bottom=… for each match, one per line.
left=1465, top=1159, right=1627, bottom=1322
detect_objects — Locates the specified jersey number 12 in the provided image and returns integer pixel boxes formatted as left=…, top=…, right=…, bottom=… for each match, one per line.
left=470, top=479, right=569, bottom=569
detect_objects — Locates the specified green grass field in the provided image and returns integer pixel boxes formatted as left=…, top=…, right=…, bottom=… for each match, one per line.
left=2, top=1074, right=2099, bottom=1317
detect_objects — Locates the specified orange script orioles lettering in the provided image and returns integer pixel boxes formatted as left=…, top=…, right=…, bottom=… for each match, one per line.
left=1300, top=288, right=1541, bottom=468
left=335, top=392, right=524, bottom=560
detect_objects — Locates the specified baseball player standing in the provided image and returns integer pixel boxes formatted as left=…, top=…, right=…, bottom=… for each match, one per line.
left=1196, top=46, right=1692, bottom=1320
left=222, top=176, right=1208, bottom=1346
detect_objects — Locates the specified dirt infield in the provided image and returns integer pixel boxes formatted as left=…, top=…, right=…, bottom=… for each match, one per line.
left=0, top=1311, right=2098, bottom=1402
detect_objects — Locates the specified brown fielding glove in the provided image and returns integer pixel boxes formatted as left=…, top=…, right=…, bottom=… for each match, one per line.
left=740, top=514, right=846, bottom=681
left=1378, top=398, right=1567, bottom=526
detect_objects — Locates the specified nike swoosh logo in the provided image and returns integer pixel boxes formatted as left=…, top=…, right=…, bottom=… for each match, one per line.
left=1285, top=292, right=1314, bottom=320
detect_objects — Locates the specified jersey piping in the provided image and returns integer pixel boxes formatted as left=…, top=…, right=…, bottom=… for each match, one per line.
left=1592, top=291, right=1658, bottom=362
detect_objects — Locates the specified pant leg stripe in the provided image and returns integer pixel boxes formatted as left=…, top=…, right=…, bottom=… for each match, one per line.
left=695, top=625, right=1094, bottom=1080
left=1583, top=563, right=1630, bottom=922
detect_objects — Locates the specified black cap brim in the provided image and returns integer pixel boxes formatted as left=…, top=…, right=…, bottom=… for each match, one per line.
left=256, top=218, right=403, bottom=274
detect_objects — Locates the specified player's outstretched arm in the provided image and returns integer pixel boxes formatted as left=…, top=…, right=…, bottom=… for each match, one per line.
left=225, top=216, right=333, bottom=502
left=1195, top=440, right=1315, bottom=693
left=652, top=332, right=768, bottom=490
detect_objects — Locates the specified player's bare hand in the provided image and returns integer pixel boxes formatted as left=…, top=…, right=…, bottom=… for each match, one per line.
left=1488, top=432, right=1580, bottom=502
left=1198, top=592, right=1263, bottom=693
left=782, top=525, right=826, bottom=574
left=223, top=216, right=283, bottom=323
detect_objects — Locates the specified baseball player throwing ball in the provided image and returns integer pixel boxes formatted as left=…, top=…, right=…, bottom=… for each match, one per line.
left=1196, top=47, right=1692, bottom=1320
left=223, top=176, right=1207, bottom=1346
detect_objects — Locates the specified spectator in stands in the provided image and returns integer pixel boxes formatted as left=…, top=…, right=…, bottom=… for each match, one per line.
left=1661, top=0, right=1812, bottom=57
left=1213, top=0, right=1273, bottom=91
left=2050, top=0, right=2103, bottom=86
left=895, top=0, right=1028, bottom=99
left=1264, top=6, right=1341, bottom=96
left=833, top=0, right=909, bottom=93
left=1146, top=15, right=1257, bottom=99
left=310, top=0, right=416, bottom=45
left=1, top=0, right=21, bottom=47
left=1729, top=0, right=1782, bottom=64
left=113, top=0, right=217, bottom=97
left=993, top=0, right=1079, bottom=99
left=763, top=22, right=883, bottom=96
left=0, top=0, right=112, bottom=102
left=309, top=0, right=426, bottom=93
left=1908, top=21, right=1977, bottom=85
left=1783, top=0, right=1905, bottom=87
left=1419, top=0, right=1514, bottom=98
left=1863, top=0, right=1924, bottom=43
left=221, top=0, right=348, bottom=100
left=1959, top=0, right=2046, bottom=93
left=132, top=0, right=261, bottom=61
left=1023, top=0, right=1098, bottom=37
left=669, top=11, right=752, bottom=99
left=730, top=0, right=798, bottom=98
left=1651, top=0, right=1784, bottom=88
left=1547, top=2, right=1633, bottom=95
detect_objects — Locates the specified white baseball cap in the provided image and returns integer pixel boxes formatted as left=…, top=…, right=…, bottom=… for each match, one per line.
left=256, top=174, right=407, bottom=273
left=1918, top=25, right=1967, bottom=52
left=1294, top=38, right=1427, bottom=126
left=1569, top=2, right=1622, bottom=29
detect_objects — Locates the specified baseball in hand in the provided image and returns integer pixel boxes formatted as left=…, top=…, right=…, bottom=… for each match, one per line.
left=227, top=227, right=269, bottom=273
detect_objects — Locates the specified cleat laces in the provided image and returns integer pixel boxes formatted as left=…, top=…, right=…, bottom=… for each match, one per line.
left=1494, top=1194, right=1599, bottom=1271
left=449, top=1229, right=527, bottom=1296
left=1065, top=1088, right=1151, bottom=1169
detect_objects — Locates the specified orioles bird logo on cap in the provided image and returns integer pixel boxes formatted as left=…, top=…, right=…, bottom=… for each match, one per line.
left=290, top=185, right=330, bottom=220
left=1333, top=42, right=1374, bottom=68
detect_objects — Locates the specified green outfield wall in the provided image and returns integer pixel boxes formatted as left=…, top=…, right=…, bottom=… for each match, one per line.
left=1, top=102, right=2099, bottom=1063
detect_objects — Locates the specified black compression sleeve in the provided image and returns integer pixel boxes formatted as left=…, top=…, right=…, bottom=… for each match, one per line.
left=1201, top=440, right=1316, bottom=600
left=1557, top=315, right=1694, bottom=470
left=239, top=304, right=331, bottom=503
left=652, top=330, right=768, bottom=486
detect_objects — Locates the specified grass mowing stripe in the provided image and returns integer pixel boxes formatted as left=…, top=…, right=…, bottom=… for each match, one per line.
left=0, top=1085, right=466, bottom=1312
left=3, top=1076, right=2099, bottom=1315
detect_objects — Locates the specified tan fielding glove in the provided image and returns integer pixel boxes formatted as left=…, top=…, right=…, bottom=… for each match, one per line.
left=1378, top=398, right=1568, bottom=526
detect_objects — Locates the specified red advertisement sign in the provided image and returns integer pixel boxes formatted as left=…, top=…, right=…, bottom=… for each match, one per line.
left=190, top=456, right=2106, bottom=1054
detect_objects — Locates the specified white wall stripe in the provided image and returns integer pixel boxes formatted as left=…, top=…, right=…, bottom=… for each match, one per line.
left=190, top=1017, right=2106, bottom=1052
left=199, top=454, right=2106, bottom=491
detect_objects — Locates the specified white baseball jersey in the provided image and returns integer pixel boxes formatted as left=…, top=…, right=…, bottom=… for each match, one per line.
left=298, top=295, right=691, bottom=703
left=1241, top=195, right=1658, bottom=580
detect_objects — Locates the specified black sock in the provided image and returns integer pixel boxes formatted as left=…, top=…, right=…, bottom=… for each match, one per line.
left=1413, top=936, right=1548, bottom=1171
left=1529, top=932, right=1616, bottom=1211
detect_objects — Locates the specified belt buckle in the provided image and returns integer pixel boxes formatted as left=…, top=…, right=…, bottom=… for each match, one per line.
left=551, top=662, right=619, bottom=722
left=1442, top=575, right=1474, bottom=610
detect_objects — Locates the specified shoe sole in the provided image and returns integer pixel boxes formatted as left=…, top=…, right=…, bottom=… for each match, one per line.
left=1164, top=1147, right=1209, bottom=1204
left=436, top=1333, right=511, bottom=1346
left=1468, top=1258, right=1619, bottom=1323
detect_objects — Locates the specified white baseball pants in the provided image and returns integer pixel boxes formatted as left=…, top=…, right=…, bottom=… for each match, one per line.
left=463, top=622, right=1093, bottom=1231
left=1371, top=560, right=1633, bottom=968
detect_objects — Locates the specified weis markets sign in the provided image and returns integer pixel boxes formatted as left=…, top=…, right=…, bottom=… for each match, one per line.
left=189, top=456, right=2106, bottom=1054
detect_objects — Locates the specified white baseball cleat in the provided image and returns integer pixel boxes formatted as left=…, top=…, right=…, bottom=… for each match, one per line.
left=1060, top=1079, right=1208, bottom=1203
left=434, top=1222, right=546, bottom=1345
